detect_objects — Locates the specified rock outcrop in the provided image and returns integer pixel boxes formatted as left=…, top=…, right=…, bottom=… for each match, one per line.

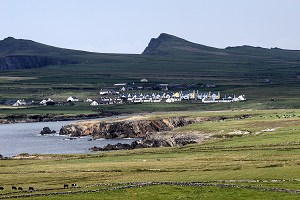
left=90, top=132, right=211, bottom=151
left=59, top=116, right=206, bottom=139
left=39, top=127, right=56, bottom=135
left=59, top=114, right=250, bottom=151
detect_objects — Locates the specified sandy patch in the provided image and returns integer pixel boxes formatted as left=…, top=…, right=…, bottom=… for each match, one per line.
left=227, top=130, right=251, bottom=135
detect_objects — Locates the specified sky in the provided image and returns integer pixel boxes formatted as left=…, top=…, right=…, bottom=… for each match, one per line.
left=1, top=0, right=300, bottom=54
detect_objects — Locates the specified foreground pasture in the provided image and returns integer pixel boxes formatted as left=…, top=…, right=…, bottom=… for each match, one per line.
left=0, top=109, right=300, bottom=199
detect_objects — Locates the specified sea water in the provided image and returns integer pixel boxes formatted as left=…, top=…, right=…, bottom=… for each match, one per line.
left=0, top=119, right=138, bottom=157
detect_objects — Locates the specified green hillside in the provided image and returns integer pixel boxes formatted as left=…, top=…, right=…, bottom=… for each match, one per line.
left=0, top=33, right=300, bottom=111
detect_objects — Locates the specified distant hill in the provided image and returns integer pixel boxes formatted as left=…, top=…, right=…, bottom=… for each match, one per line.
left=1, top=33, right=300, bottom=75
left=142, top=33, right=300, bottom=62
left=142, top=33, right=226, bottom=56
left=0, top=37, right=90, bottom=70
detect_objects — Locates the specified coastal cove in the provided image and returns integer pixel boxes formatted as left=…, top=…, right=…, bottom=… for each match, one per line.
left=0, top=118, right=138, bottom=158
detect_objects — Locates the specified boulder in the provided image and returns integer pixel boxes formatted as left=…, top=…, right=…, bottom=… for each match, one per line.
left=40, top=127, right=56, bottom=135
left=89, top=143, right=132, bottom=151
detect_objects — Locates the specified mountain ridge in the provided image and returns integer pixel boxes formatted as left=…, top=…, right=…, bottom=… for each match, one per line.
left=142, top=33, right=225, bottom=55
left=142, top=33, right=300, bottom=57
left=1, top=33, right=300, bottom=70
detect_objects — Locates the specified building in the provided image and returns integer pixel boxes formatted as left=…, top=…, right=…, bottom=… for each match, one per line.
left=67, top=96, right=79, bottom=102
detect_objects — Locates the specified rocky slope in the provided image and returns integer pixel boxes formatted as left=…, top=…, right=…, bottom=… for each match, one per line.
left=0, top=37, right=84, bottom=70
left=0, top=55, right=78, bottom=70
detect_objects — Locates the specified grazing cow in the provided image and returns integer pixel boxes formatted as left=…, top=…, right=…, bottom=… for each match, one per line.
left=18, top=187, right=23, bottom=191
left=28, top=187, right=34, bottom=191
left=63, top=184, right=69, bottom=189
left=0, top=186, right=4, bottom=190
left=12, top=186, right=17, bottom=190
left=71, top=184, right=77, bottom=187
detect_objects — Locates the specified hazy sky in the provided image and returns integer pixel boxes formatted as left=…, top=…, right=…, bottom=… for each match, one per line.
left=1, top=0, right=299, bottom=53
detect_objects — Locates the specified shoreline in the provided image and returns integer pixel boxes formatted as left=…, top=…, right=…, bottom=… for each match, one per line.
left=0, top=112, right=120, bottom=124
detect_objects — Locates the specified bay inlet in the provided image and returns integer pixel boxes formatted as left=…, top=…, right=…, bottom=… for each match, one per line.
left=0, top=118, right=138, bottom=157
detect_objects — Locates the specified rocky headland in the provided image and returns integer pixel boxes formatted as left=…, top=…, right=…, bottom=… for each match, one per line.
left=59, top=115, right=208, bottom=138
left=59, top=114, right=250, bottom=151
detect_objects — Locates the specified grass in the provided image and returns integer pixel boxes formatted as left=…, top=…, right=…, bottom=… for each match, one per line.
left=0, top=109, right=300, bottom=199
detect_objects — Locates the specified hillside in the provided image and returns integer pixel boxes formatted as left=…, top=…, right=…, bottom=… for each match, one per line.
left=140, top=33, right=300, bottom=89
left=0, top=37, right=96, bottom=70
left=142, top=33, right=300, bottom=61
left=142, top=33, right=226, bottom=56
left=0, top=33, right=300, bottom=109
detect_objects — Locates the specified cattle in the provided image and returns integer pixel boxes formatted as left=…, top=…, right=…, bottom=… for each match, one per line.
left=63, top=184, right=69, bottom=189
left=71, top=184, right=77, bottom=188
left=29, top=187, right=34, bottom=191
left=18, top=187, right=23, bottom=191
left=0, top=186, right=4, bottom=190
left=12, top=186, right=17, bottom=190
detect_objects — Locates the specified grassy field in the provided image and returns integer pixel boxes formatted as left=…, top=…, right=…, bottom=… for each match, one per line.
left=0, top=109, right=300, bottom=199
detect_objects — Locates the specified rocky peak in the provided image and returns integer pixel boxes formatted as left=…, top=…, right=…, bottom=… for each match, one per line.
left=3, top=37, right=16, bottom=41
left=142, top=33, right=182, bottom=55
left=156, top=33, right=177, bottom=41
left=142, top=33, right=217, bottom=55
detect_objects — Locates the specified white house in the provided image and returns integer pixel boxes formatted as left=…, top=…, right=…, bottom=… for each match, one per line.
left=40, top=99, right=47, bottom=105
left=85, top=98, right=93, bottom=102
left=90, top=101, right=99, bottom=106
left=181, top=91, right=190, bottom=100
left=40, top=98, right=54, bottom=105
left=67, top=96, right=79, bottom=102
left=166, top=98, right=175, bottom=103
left=237, top=95, right=246, bottom=101
left=99, top=89, right=117, bottom=95
left=13, top=99, right=27, bottom=107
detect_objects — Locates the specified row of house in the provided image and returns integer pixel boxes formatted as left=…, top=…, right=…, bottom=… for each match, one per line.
left=5, top=90, right=245, bottom=107
left=88, top=91, right=246, bottom=105
left=106, top=80, right=217, bottom=93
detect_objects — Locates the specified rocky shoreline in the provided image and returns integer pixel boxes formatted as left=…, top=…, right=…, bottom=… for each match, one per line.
left=89, top=132, right=211, bottom=151
left=0, top=112, right=118, bottom=124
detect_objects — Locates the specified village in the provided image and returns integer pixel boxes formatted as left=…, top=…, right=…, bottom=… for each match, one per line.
left=1, top=79, right=246, bottom=107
